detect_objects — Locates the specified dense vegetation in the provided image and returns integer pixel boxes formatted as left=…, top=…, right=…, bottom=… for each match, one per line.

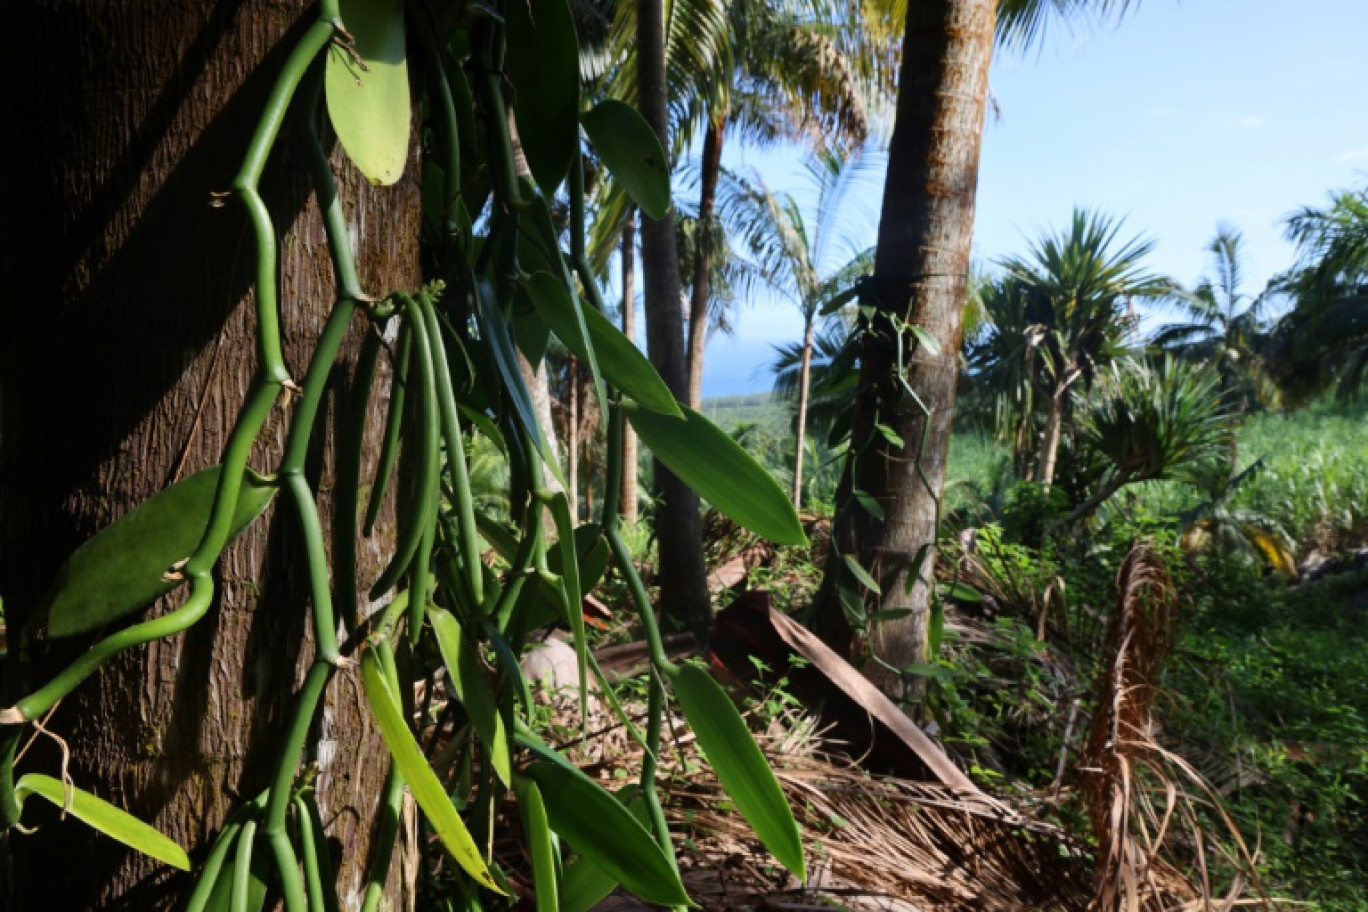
left=5, top=0, right=1365, bottom=909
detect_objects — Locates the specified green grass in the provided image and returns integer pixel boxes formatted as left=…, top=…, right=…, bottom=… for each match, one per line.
left=1120, top=398, right=1368, bottom=551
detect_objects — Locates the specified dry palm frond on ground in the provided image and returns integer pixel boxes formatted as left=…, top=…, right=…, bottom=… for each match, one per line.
left=1080, top=545, right=1270, bottom=911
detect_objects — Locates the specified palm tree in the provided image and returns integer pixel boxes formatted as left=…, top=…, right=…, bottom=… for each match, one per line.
left=1153, top=224, right=1269, bottom=411
left=999, top=208, right=1171, bottom=489
left=682, top=0, right=899, bottom=408
left=769, top=319, right=860, bottom=446
left=634, top=0, right=712, bottom=637
left=815, top=0, right=1141, bottom=686
left=1265, top=184, right=1368, bottom=403
left=719, top=147, right=879, bottom=507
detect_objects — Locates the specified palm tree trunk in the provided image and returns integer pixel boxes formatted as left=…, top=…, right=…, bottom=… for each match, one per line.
left=815, top=0, right=995, bottom=700
left=620, top=212, right=640, bottom=525
left=792, top=316, right=817, bottom=507
left=686, top=116, right=725, bottom=410
left=636, top=0, right=711, bottom=638
left=1037, top=387, right=1067, bottom=490
left=0, top=2, right=417, bottom=906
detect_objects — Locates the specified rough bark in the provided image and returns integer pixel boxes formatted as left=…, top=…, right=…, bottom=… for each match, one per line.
left=686, top=117, right=726, bottom=411
left=792, top=316, right=817, bottom=508
left=815, top=0, right=995, bottom=699
left=0, top=3, right=418, bottom=908
left=620, top=213, right=640, bottom=525
left=636, top=0, right=712, bottom=637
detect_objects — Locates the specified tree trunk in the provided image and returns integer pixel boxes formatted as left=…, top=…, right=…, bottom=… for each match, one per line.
left=0, top=3, right=418, bottom=908
left=568, top=355, right=580, bottom=519
left=792, top=316, right=817, bottom=508
left=620, top=213, right=640, bottom=525
left=686, top=117, right=726, bottom=411
left=636, top=0, right=712, bottom=638
left=815, top=0, right=995, bottom=700
left=1037, top=387, right=1067, bottom=491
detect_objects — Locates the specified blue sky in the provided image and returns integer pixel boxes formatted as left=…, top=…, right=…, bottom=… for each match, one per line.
left=696, top=0, right=1368, bottom=398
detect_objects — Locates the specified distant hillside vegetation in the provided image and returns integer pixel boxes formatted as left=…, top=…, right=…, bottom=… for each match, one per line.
left=701, top=391, right=790, bottom=434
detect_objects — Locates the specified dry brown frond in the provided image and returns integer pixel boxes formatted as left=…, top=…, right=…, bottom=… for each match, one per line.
left=1079, top=544, right=1271, bottom=911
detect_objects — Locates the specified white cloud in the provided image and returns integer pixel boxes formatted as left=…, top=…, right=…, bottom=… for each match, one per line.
left=1237, top=115, right=1264, bottom=129
left=1334, top=146, right=1368, bottom=163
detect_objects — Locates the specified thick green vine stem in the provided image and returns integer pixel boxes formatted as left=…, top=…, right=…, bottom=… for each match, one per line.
left=418, top=292, right=484, bottom=610
left=370, top=296, right=440, bottom=600
left=233, top=18, right=339, bottom=384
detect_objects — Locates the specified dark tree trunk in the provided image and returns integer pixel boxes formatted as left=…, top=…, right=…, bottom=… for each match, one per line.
left=815, top=0, right=995, bottom=698
left=620, top=213, right=640, bottom=525
left=635, top=0, right=711, bottom=638
left=792, top=316, right=817, bottom=508
left=686, top=117, right=726, bottom=411
left=0, top=3, right=418, bottom=908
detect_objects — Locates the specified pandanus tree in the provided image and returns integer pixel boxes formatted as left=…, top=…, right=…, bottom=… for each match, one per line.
left=999, top=208, right=1171, bottom=489
left=1068, top=357, right=1233, bottom=524
left=719, top=147, right=880, bottom=507
left=1153, top=224, right=1270, bottom=411
left=814, top=0, right=1142, bottom=693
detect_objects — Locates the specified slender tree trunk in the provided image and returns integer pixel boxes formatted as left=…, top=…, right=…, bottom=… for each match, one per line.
left=636, top=0, right=712, bottom=638
left=568, top=355, right=580, bottom=519
left=686, top=117, right=726, bottom=410
left=815, top=0, right=995, bottom=700
left=792, top=316, right=817, bottom=508
left=1037, top=387, right=1067, bottom=490
left=0, top=3, right=419, bottom=908
left=620, top=212, right=640, bottom=525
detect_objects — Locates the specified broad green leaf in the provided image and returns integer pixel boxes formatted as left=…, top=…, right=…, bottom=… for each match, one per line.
left=522, top=760, right=688, bottom=907
left=521, top=272, right=680, bottom=417
left=580, top=100, right=670, bottom=220
left=560, top=786, right=648, bottom=912
left=517, top=523, right=612, bottom=634
left=514, top=778, right=558, bottom=912
left=429, top=607, right=512, bottom=786
left=669, top=663, right=805, bottom=880
left=623, top=402, right=806, bottom=546
left=42, top=466, right=276, bottom=638
left=818, top=283, right=861, bottom=316
left=902, top=662, right=957, bottom=681
left=906, top=323, right=941, bottom=357
left=842, top=554, right=882, bottom=595
left=505, top=0, right=579, bottom=192
left=326, top=0, right=410, bottom=185
left=360, top=650, right=505, bottom=893
left=928, top=599, right=945, bottom=656
left=473, top=276, right=566, bottom=488
left=14, top=774, right=190, bottom=871
left=853, top=490, right=885, bottom=522
left=942, top=582, right=983, bottom=603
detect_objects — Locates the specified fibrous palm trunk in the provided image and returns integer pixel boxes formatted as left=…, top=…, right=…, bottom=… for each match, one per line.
left=686, top=116, right=726, bottom=410
left=636, top=0, right=712, bottom=639
left=792, top=316, right=817, bottom=507
left=0, top=3, right=418, bottom=907
left=816, top=0, right=995, bottom=699
left=620, top=212, right=640, bottom=525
